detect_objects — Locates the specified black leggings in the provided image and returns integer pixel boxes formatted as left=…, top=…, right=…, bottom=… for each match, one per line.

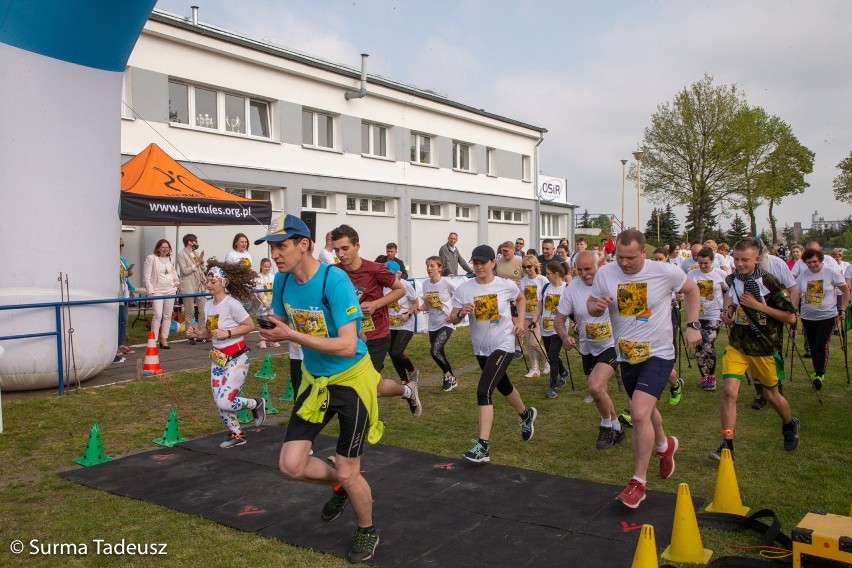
left=389, top=329, right=415, bottom=382
left=475, top=351, right=515, bottom=406
left=429, top=327, right=455, bottom=376
left=290, top=357, right=303, bottom=395
left=802, top=317, right=835, bottom=377
left=542, top=335, right=567, bottom=389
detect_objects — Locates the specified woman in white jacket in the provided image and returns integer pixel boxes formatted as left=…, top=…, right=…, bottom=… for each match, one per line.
left=143, top=239, right=180, bottom=348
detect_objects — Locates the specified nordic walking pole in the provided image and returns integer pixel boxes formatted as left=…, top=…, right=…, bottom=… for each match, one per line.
left=563, top=350, right=575, bottom=391
left=790, top=337, right=823, bottom=405
left=836, top=314, right=850, bottom=383
left=516, top=334, right=529, bottom=372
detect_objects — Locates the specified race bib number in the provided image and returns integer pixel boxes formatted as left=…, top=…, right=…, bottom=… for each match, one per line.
left=542, top=317, right=555, bottom=332
left=618, top=338, right=651, bottom=364
left=733, top=305, right=766, bottom=327
left=361, top=315, right=376, bottom=332
left=389, top=315, right=405, bottom=328
left=388, top=299, right=400, bottom=311
left=585, top=321, right=612, bottom=341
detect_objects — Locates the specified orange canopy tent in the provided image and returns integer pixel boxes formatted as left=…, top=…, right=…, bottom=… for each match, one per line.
left=120, top=143, right=271, bottom=226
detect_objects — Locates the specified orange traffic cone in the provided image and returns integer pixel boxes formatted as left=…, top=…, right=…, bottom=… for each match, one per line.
left=661, top=483, right=713, bottom=564
left=142, top=331, right=165, bottom=376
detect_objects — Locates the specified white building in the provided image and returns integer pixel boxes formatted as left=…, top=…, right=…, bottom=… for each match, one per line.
left=121, top=9, right=574, bottom=278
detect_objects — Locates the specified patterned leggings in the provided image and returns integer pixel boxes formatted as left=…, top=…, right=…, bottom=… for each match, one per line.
left=429, top=327, right=455, bottom=376
left=695, top=320, right=721, bottom=378
left=210, top=353, right=254, bottom=434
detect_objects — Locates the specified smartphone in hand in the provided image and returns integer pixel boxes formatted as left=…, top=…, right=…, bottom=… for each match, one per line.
left=258, top=318, right=276, bottom=329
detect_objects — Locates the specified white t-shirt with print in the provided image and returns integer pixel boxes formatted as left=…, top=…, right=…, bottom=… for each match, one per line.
left=387, top=278, right=418, bottom=332
left=223, top=250, right=253, bottom=269
left=520, top=274, right=548, bottom=319
left=791, top=255, right=839, bottom=278
left=681, top=257, right=699, bottom=274
left=591, top=260, right=687, bottom=363
left=539, top=281, right=565, bottom=337
left=687, top=268, right=728, bottom=321
left=796, top=266, right=846, bottom=321
left=764, top=253, right=795, bottom=290
left=453, top=277, right=520, bottom=356
left=204, top=295, right=249, bottom=350
left=557, top=278, right=615, bottom=357
left=421, top=277, right=459, bottom=332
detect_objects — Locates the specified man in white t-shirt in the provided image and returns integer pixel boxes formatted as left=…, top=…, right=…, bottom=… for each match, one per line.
left=317, top=231, right=339, bottom=265
left=680, top=243, right=703, bottom=274
left=588, top=229, right=701, bottom=509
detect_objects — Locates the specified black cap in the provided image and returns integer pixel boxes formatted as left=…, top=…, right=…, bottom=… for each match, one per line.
left=470, top=244, right=496, bottom=262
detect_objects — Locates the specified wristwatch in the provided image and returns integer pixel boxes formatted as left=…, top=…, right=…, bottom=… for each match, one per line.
left=686, top=321, right=701, bottom=330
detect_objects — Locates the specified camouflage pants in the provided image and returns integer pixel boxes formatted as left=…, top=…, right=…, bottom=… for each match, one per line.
left=695, top=320, right=721, bottom=378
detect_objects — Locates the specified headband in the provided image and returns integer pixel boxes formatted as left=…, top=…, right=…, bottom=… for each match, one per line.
left=207, top=266, right=227, bottom=282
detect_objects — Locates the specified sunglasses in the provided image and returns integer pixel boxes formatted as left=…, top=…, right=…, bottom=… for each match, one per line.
left=523, top=265, right=533, bottom=269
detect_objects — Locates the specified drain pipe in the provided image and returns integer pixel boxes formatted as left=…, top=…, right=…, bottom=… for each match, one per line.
left=191, top=5, right=199, bottom=26
left=344, top=54, right=369, bottom=100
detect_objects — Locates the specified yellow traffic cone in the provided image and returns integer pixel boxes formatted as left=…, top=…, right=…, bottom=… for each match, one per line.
left=705, top=448, right=749, bottom=516
left=661, top=483, right=713, bottom=564
left=631, top=524, right=659, bottom=568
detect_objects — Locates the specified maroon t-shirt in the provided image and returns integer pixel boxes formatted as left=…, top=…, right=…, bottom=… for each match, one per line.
left=338, top=259, right=396, bottom=340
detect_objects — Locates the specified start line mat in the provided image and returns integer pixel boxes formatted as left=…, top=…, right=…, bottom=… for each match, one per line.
left=61, top=426, right=703, bottom=567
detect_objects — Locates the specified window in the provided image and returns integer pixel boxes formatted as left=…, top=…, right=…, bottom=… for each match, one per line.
left=346, top=196, right=388, bottom=215
left=456, top=205, right=473, bottom=220
left=452, top=141, right=472, bottom=171
left=410, top=132, right=432, bottom=164
left=224, top=187, right=272, bottom=202
left=302, top=192, right=329, bottom=211
left=540, top=213, right=559, bottom=238
left=303, top=109, right=335, bottom=149
left=485, top=148, right=495, bottom=176
left=411, top=201, right=442, bottom=218
left=361, top=122, right=388, bottom=157
left=522, top=154, right=532, bottom=181
left=489, top=208, right=524, bottom=223
left=168, top=80, right=271, bottom=138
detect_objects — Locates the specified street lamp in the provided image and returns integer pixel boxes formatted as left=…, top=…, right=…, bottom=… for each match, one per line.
left=632, top=148, right=645, bottom=229
left=620, top=159, right=627, bottom=233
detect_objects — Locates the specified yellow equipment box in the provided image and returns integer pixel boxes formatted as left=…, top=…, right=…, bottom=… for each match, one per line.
left=791, top=511, right=852, bottom=568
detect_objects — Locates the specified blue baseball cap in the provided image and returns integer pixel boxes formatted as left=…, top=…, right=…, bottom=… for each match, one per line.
left=254, top=213, right=312, bottom=245
left=385, top=260, right=401, bottom=273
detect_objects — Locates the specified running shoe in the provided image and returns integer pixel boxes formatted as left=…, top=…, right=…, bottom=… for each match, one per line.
left=442, top=375, right=458, bottom=392
left=751, top=396, right=767, bottom=410
left=219, top=432, right=246, bottom=449
left=669, top=378, right=684, bottom=406
left=709, top=440, right=734, bottom=461
left=524, top=368, right=541, bottom=379
left=782, top=417, right=800, bottom=451
left=406, top=381, right=422, bottom=417
left=595, top=426, right=614, bottom=450
left=542, top=363, right=551, bottom=375
left=252, top=397, right=266, bottom=427
left=583, top=393, right=594, bottom=403
left=408, top=369, right=420, bottom=384
left=519, top=407, right=537, bottom=441
left=348, top=527, right=379, bottom=564
left=616, top=478, right=646, bottom=509
left=612, top=427, right=626, bottom=445
left=705, top=376, right=716, bottom=391
left=462, top=439, right=490, bottom=463
left=321, top=486, right=348, bottom=522
left=545, top=388, right=558, bottom=399
left=811, top=375, right=823, bottom=391
left=618, top=411, right=633, bottom=428
left=657, top=435, right=679, bottom=479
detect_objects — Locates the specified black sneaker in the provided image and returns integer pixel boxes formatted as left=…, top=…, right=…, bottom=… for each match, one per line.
left=751, top=396, right=767, bottom=410
left=811, top=375, right=824, bottom=391
left=612, top=427, right=626, bottom=445
left=462, top=439, right=490, bottom=463
left=252, top=397, right=267, bottom=427
left=595, top=426, right=615, bottom=450
left=709, top=440, right=733, bottom=461
left=348, top=527, right=379, bottom=563
left=442, top=375, right=458, bottom=392
left=782, top=417, right=800, bottom=451
left=406, top=381, right=422, bottom=417
left=219, top=432, right=246, bottom=449
left=320, top=487, right=348, bottom=522
left=519, top=407, right=537, bottom=442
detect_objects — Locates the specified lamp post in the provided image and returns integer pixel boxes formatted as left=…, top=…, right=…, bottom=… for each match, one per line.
left=632, top=149, right=645, bottom=229
left=620, top=159, right=627, bottom=232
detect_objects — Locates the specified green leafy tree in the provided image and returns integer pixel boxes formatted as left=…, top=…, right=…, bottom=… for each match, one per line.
left=781, top=224, right=796, bottom=246
left=637, top=74, right=745, bottom=242
left=726, top=213, right=749, bottom=243
left=580, top=209, right=590, bottom=229
left=833, top=151, right=852, bottom=203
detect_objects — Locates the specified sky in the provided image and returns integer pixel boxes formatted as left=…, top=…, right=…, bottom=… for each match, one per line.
left=153, top=0, right=852, bottom=235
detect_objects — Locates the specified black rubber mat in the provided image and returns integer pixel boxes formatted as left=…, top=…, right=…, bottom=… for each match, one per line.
left=61, top=426, right=703, bottom=567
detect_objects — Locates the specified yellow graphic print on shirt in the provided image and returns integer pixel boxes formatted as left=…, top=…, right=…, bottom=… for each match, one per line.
left=542, top=317, right=555, bottom=331
left=697, top=280, right=714, bottom=299
left=544, top=293, right=561, bottom=314
left=205, top=314, right=219, bottom=333
left=617, top=282, right=648, bottom=317
left=389, top=315, right=405, bottom=328
left=388, top=299, right=400, bottom=311
left=474, top=294, right=500, bottom=322
left=240, top=258, right=251, bottom=268
left=263, top=281, right=273, bottom=303
left=524, top=285, right=538, bottom=313
left=618, top=338, right=651, bottom=364
left=805, top=280, right=824, bottom=306
left=733, top=304, right=766, bottom=326
left=424, top=291, right=443, bottom=309
left=361, top=315, right=376, bottom=332
left=585, top=321, right=612, bottom=341
left=286, top=305, right=330, bottom=337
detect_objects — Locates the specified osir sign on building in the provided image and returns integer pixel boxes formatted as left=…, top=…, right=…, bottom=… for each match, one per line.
left=538, top=175, right=568, bottom=204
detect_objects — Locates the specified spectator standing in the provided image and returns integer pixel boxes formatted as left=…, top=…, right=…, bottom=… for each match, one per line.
left=224, top=232, right=253, bottom=269
left=514, top=238, right=526, bottom=258
left=143, top=239, right=180, bottom=349
left=374, top=242, right=409, bottom=279
left=177, top=233, right=207, bottom=341
left=318, top=231, right=339, bottom=265
left=116, top=239, right=134, bottom=362
left=439, top=232, right=472, bottom=276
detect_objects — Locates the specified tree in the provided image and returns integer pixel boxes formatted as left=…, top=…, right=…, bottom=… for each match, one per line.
left=781, top=224, right=796, bottom=246
left=638, top=74, right=746, bottom=243
left=580, top=209, right=590, bottom=229
left=726, top=213, right=749, bottom=243
left=833, top=150, right=852, bottom=203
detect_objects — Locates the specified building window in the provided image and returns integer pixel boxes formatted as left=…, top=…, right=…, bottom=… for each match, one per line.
left=361, top=122, right=388, bottom=157
left=302, top=109, right=335, bottom=149
left=452, top=141, right=472, bottom=171
left=489, top=208, right=524, bottom=223
left=410, top=132, right=432, bottom=164
left=522, top=154, right=532, bottom=181
left=456, top=205, right=474, bottom=220
left=168, top=80, right=271, bottom=138
left=301, top=192, right=329, bottom=211
left=485, top=148, right=495, bottom=176
left=540, top=213, right=559, bottom=238
left=346, top=196, right=388, bottom=215
left=411, top=201, right=442, bottom=218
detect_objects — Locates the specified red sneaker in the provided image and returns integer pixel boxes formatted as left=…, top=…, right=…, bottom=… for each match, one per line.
left=657, top=435, right=679, bottom=479
left=616, top=478, right=646, bottom=509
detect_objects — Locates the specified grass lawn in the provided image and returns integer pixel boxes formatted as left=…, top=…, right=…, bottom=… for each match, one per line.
left=2, top=324, right=850, bottom=567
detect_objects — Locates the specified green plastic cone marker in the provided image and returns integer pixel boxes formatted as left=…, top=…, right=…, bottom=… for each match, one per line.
left=279, top=377, right=295, bottom=402
left=153, top=408, right=188, bottom=447
left=254, top=353, right=276, bottom=380
left=73, top=423, right=114, bottom=466
left=259, top=383, right=279, bottom=415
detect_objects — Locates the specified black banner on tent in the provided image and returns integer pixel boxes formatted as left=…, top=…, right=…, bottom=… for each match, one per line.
left=121, top=194, right=272, bottom=226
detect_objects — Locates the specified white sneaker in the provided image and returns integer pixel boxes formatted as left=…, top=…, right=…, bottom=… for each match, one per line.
left=542, top=363, right=551, bottom=374
left=583, top=393, right=594, bottom=403
left=524, top=368, right=541, bottom=379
